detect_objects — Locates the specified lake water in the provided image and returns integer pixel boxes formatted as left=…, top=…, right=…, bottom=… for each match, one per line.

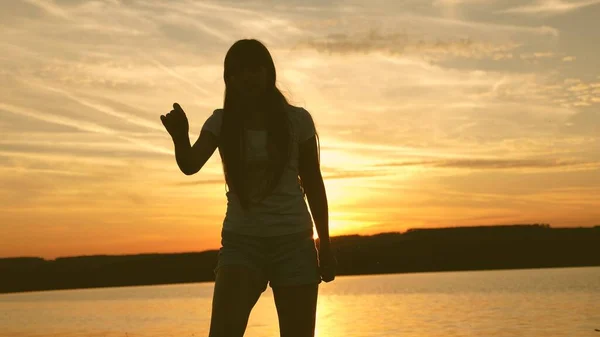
left=0, top=267, right=599, bottom=337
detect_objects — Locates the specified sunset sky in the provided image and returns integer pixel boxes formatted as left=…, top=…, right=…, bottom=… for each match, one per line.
left=1, top=0, right=599, bottom=259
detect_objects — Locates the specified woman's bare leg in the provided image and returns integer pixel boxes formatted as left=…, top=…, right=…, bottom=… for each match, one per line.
left=272, top=283, right=319, bottom=337
left=208, top=265, right=265, bottom=337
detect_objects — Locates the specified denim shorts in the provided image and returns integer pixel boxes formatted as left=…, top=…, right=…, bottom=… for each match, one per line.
left=214, top=228, right=322, bottom=292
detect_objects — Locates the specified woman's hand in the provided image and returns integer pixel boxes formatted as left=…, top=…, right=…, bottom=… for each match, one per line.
left=318, top=242, right=337, bottom=283
left=161, top=103, right=189, bottom=140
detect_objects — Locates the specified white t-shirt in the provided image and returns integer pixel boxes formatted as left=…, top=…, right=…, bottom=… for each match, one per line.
left=201, top=104, right=316, bottom=236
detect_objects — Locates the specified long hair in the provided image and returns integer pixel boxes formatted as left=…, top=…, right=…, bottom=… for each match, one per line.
left=220, top=39, right=292, bottom=209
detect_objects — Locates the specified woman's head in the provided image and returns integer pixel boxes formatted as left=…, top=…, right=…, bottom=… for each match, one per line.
left=224, top=39, right=276, bottom=102
left=220, top=39, right=291, bottom=208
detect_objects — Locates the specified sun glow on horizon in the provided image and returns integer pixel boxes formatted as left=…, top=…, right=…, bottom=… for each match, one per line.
left=1, top=0, right=600, bottom=259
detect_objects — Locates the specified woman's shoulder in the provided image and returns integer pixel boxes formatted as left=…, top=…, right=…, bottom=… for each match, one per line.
left=285, top=104, right=313, bottom=123
left=286, top=103, right=309, bottom=114
left=209, top=105, right=311, bottom=122
left=212, top=108, right=225, bottom=116
left=201, top=108, right=224, bottom=136
left=207, top=108, right=225, bottom=123
left=211, top=105, right=307, bottom=116
left=286, top=104, right=316, bottom=141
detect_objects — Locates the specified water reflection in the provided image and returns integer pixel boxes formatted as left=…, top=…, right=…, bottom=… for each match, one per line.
left=0, top=267, right=598, bottom=337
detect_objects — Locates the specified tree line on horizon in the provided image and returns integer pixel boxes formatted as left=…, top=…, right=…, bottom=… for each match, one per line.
left=1, top=224, right=599, bottom=294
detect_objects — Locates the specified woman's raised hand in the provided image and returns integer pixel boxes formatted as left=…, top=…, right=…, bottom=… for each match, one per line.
left=160, top=103, right=190, bottom=140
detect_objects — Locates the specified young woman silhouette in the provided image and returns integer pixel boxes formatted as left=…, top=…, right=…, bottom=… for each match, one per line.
left=160, top=39, right=337, bottom=337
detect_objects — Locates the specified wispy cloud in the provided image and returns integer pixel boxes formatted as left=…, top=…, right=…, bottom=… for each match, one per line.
left=434, top=0, right=497, bottom=5
left=500, top=0, right=600, bottom=14
left=137, top=52, right=211, bottom=96
left=0, top=102, right=171, bottom=155
left=323, top=170, right=392, bottom=180
left=31, top=82, right=164, bottom=132
left=520, top=52, right=555, bottom=60
left=413, top=15, right=559, bottom=36
left=2, top=0, right=600, bottom=258
left=0, top=102, right=116, bottom=135
left=377, top=158, right=598, bottom=171
left=23, top=0, right=71, bottom=19
left=297, top=31, right=520, bottom=60
left=172, top=179, right=224, bottom=186
left=0, top=166, right=93, bottom=177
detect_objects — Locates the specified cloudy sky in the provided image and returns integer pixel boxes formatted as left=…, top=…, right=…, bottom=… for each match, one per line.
left=1, top=0, right=599, bottom=258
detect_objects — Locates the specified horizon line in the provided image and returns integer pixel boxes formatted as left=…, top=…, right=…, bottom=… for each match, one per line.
left=2, top=223, right=598, bottom=261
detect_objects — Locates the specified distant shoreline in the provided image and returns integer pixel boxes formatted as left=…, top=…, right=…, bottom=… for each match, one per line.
left=2, top=264, right=599, bottom=296
left=2, top=224, right=599, bottom=295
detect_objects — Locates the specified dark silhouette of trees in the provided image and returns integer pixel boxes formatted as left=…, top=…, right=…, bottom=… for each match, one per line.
left=1, top=224, right=599, bottom=294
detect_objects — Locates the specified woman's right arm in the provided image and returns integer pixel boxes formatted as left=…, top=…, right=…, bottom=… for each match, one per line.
left=162, top=103, right=218, bottom=175
left=173, top=130, right=218, bottom=175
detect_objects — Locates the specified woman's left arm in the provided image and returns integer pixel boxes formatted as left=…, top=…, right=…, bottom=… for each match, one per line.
left=299, top=135, right=336, bottom=282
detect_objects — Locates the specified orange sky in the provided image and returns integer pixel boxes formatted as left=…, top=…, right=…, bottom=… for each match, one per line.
left=1, top=0, right=600, bottom=259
